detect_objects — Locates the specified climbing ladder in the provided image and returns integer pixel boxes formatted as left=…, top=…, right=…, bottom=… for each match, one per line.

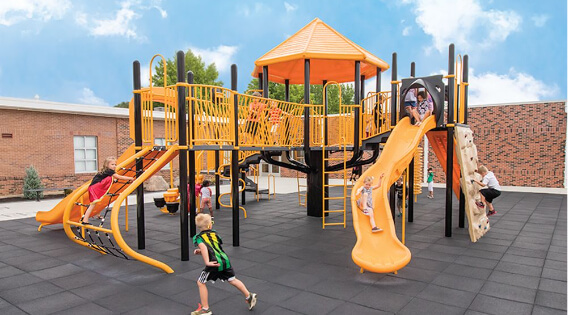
left=322, top=144, right=348, bottom=228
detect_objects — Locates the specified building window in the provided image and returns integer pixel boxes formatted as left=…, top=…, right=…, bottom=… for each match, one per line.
left=74, top=136, right=98, bottom=173
left=155, top=138, right=170, bottom=170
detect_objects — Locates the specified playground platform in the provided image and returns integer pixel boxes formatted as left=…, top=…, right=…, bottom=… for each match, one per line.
left=0, top=188, right=565, bottom=314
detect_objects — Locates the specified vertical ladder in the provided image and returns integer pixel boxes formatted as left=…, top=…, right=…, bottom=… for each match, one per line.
left=322, top=143, right=348, bottom=229
left=296, top=172, right=307, bottom=207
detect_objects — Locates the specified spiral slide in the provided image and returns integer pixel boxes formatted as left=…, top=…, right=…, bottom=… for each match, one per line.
left=35, top=144, right=136, bottom=230
left=351, top=116, right=436, bottom=273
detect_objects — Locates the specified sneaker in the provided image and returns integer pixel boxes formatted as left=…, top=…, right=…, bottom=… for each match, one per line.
left=371, top=227, right=383, bottom=233
left=397, top=212, right=402, bottom=217
left=475, top=201, right=485, bottom=208
left=191, top=306, right=212, bottom=315
left=487, top=210, right=497, bottom=217
left=246, top=293, right=257, bottom=310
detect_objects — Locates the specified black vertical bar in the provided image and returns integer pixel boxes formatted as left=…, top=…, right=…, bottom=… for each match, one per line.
left=408, top=63, right=415, bottom=223
left=262, top=66, right=269, bottom=99
left=133, top=61, right=145, bottom=250
left=176, top=51, right=189, bottom=260
left=187, top=71, right=196, bottom=239
left=375, top=68, right=381, bottom=128
left=391, top=53, right=398, bottom=126
left=459, top=54, right=469, bottom=228
left=463, top=55, right=469, bottom=124
left=353, top=61, right=360, bottom=156
left=389, top=54, right=398, bottom=216
left=446, top=44, right=455, bottom=237
left=258, top=73, right=263, bottom=91
left=285, top=79, right=290, bottom=102
left=215, top=150, right=220, bottom=210
left=360, top=75, right=365, bottom=112
left=231, top=64, right=240, bottom=246
left=303, top=59, right=310, bottom=166
left=323, top=80, right=329, bottom=212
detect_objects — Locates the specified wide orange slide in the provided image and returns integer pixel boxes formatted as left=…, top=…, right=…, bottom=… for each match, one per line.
left=351, top=116, right=436, bottom=273
left=35, top=144, right=136, bottom=230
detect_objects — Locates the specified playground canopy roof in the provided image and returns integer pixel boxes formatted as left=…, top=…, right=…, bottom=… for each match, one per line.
left=252, top=18, right=389, bottom=85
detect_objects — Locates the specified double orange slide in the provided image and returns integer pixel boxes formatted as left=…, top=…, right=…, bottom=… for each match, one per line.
left=351, top=116, right=436, bottom=273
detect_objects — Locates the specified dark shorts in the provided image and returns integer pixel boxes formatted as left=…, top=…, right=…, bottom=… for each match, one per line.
left=404, top=101, right=416, bottom=108
left=198, top=267, right=236, bottom=283
left=480, top=188, right=501, bottom=203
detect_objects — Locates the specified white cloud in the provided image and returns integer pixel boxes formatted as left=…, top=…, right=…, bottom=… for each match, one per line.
left=0, top=0, right=71, bottom=26
left=531, top=14, right=549, bottom=27
left=284, top=2, right=298, bottom=12
left=79, top=88, right=109, bottom=106
left=468, top=68, right=558, bottom=105
left=140, top=64, right=151, bottom=87
left=189, top=45, right=239, bottom=73
left=402, top=26, right=411, bottom=36
left=404, top=0, right=521, bottom=52
left=238, top=2, right=270, bottom=17
left=90, top=1, right=139, bottom=39
left=79, top=0, right=166, bottom=39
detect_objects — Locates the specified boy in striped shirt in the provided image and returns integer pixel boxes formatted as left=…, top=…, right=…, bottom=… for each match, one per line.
left=192, top=213, right=257, bottom=315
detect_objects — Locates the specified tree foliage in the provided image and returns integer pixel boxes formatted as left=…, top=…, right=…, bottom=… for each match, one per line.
left=245, top=79, right=355, bottom=114
left=115, top=49, right=223, bottom=107
left=23, top=165, right=44, bottom=200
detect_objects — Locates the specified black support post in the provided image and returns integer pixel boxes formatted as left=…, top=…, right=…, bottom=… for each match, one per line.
left=262, top=66, right=269, bottom=99
left=389, top=54, right=398, bottom=214
left=187, top=70, right=196, bottom=239
left=177, top=52, right=190, bottom=260
left=241, top=171, right=246, bottom=205
left=445, top=44, right=455, bottom=237
left=231, top=64, right=240, bottom=246
left=133, top=61, right=145, bottom=250
left=353, top=61, right=361, bottom=155
left=215, top=150, right=220, bottom=210
left=305, top=59, right=322, bottom=217
left=459, top=55, right=470, bottom=228
left=360, top=75, right=365, bottom=111
left=285, top=79, right=290, bottom=102
left=408, top=62, right=415, bottom=223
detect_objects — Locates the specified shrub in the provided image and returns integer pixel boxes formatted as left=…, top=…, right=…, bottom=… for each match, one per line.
left=23, top=165, right=44, bottom=200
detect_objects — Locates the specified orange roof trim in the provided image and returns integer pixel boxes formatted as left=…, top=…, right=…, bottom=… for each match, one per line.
left=252, top=18, right=389, bottom=84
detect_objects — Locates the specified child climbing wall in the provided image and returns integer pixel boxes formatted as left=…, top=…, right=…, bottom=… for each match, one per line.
left=454, top=126, right=490, bottom=242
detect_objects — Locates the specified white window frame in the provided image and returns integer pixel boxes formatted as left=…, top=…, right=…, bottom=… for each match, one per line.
left=74, top=136, right=98, bottom=173
left=155, top=138, right=170, bottom=170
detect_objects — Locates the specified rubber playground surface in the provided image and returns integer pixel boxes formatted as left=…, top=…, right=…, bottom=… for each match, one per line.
left=0, top=188, right=565, bottom=314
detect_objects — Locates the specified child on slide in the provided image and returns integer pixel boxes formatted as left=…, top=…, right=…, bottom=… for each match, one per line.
left=355, top=174, right=385, bottom=233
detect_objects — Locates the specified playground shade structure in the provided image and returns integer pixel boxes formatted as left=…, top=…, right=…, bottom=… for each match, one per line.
left=351, top=116, right=436, bottom=273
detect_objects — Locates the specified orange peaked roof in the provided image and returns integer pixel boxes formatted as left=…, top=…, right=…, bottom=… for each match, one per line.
left=252, top=18, right=389, bottom=84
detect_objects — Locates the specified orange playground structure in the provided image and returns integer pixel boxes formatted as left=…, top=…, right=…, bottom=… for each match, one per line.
left=36, top=18, right=488, bottom=274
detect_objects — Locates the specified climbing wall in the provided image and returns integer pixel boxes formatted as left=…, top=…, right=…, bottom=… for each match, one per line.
left=454, top=126, right=490, bottom=242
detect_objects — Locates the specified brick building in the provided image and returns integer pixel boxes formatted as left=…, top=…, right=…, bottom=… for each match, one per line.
left=0, top=97, right=565, bottom=198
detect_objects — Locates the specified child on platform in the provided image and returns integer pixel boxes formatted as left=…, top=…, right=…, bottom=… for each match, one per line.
left=80, top=157, right=134, bottom=224
left=200, top=180, right=213, bottom=218
left=192, top=213, right=257, bottom=315
left=355, top=174, right=385, bottom=232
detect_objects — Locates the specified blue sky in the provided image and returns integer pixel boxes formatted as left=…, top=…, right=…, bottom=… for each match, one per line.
left=0, top=0, right=565, bottom=106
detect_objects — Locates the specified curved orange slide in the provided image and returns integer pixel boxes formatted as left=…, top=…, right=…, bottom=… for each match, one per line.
left=426, top=130, right=461, bottom=198
left=35, top=145, right=135, bottom=230
left=351, top=116, right=436, bottom=273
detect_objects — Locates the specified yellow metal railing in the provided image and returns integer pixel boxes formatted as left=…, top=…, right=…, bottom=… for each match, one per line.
left=361, top=91, right=392, bottom=140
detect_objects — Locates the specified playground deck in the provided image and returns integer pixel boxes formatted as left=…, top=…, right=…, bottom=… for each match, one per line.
left=0, top=189, right=565, bottom=314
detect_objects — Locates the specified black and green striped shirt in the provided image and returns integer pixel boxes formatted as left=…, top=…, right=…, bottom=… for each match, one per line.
left=193, top=230, right=231, bottom=271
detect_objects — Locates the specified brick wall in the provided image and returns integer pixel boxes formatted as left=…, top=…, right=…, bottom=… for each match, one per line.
left=428, top=102, right=566, bottom=188
left=0, top=109, right=175, bottom=197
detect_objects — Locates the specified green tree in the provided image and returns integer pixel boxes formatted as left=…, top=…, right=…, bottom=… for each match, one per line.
left=23, top=165, right=44, bottom=200
left=114, top=101, right=129, bottom=108
left=152, top=50, right=223, bottom=87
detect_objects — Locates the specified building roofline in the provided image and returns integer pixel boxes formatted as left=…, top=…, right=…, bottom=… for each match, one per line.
left=0, top=96, right=166, bottom=119
left=469, top=99, right=566, bottom=108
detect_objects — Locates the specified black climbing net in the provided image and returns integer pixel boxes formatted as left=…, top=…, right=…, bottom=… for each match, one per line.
left=73, top=147, right=166, bottom=259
